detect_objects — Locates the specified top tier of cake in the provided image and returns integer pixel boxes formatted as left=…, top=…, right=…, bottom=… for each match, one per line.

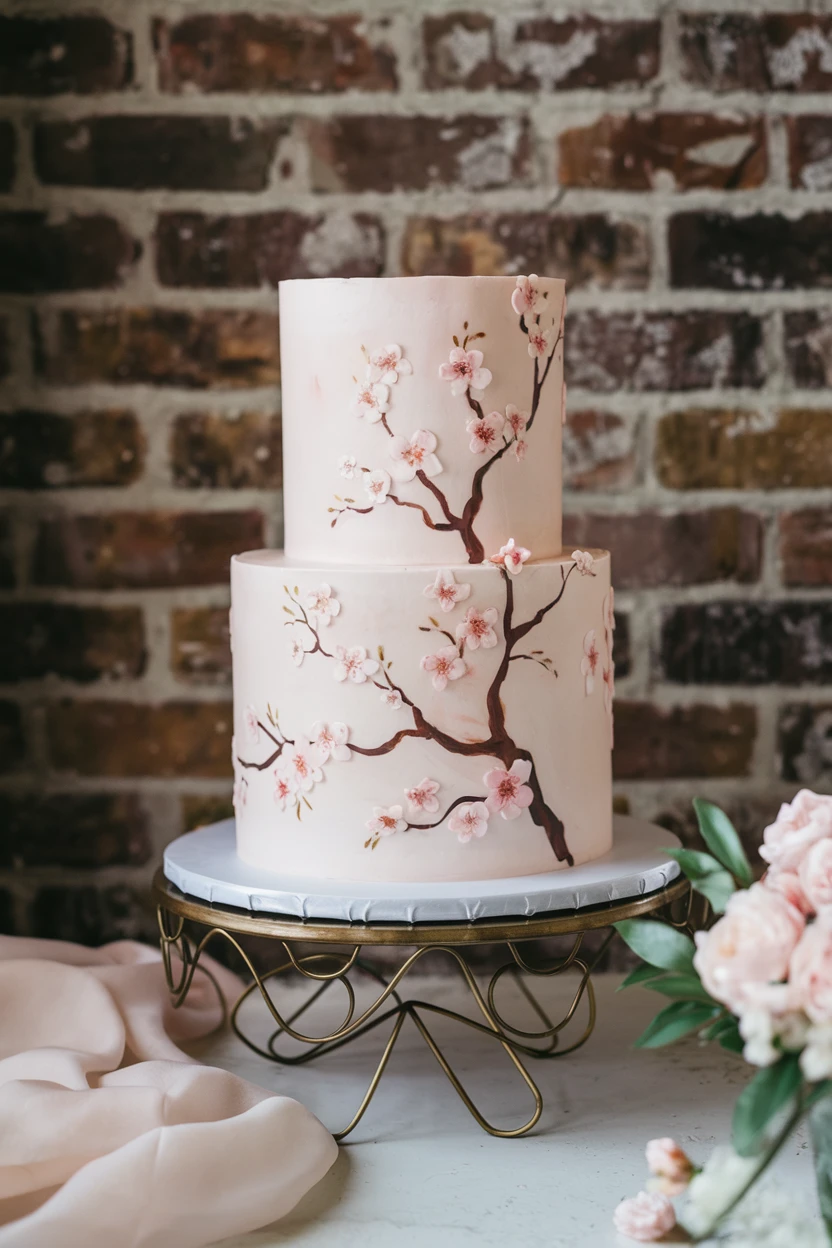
left=280, top=275, right=565, bottom=567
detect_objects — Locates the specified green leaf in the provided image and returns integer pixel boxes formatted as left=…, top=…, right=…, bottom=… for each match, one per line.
left=733, top=1056, right=802, bottom=1157
left=664, top=847, right=737, bottom=914
left=614, top=918, right=696, bottom=972
left=617, top=963, right=666, bottom=992
left=702, top=1015, right=744, bottom=1053
left=634, top=1000, right=719, bottom=1049
left=644, top=973, right=714, bottom=1004
left=693, top=798, right=753, bottom=887
left=810, top=1097, right=832, bottom=1241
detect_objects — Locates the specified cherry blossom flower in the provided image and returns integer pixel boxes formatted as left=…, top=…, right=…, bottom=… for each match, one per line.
left=505, top=404, right=529, bottom=438
left=273, top=766, right=297, bottom=811
left=405, top=777, right=441, bottom=816
left=491, top=537, right=531, bottom=575
left=288, top=625, right=315, bottom=668
left=603, top=661, right=615, bottom=714
left=389, top=429, right=443, bottom=482
left=339, top=455, right=357, bottom=479
left=438, top=346, right=492, bottom=396
left=571, top=549, right=595, bottom=576
left=449, top=802, right=490, bottom=843
left=424, top=568, right=471, bottom=614
left=380, top=687, right=403, bottom=710
left=233, top=776, right=248, bottom=810
left=456, top=605, right=499, bottom=651
left=513, top=439, right=527, bottom=462
left=420, top=645, right=467, bottom=692
left=364, top=468, right=391, bottom=506
left=310, top=720, right=351, bottom=764
left=484, top=759, right=534, bottom=821
left=334, top=645, right=380, bottom=684
left=366, top=805, right=407, bottom=838
left=511, top=274, right=543, bottom=319
left=351, top=380, right=390, bottom=423
left=244, top=704, right=260, bottom=743
left=305, top=582, right=340, bottom=627
left=366, top=343, right=412, bottom=386
left=613, top=1192, right=676, bottom=1242
left=527, top=322, right=555, bottom=359
left=582, top=629, right=600, bottom=695
left=283, top=742, right=323, bottom=793
left=466, top=411, right=505, bottom=455
left=603, top=587, right=616, bottom=635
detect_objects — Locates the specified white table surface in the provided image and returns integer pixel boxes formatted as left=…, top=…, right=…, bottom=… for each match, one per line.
left=186, top=972, right=816, bottom=1247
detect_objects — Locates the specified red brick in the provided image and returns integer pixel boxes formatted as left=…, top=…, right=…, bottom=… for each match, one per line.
left=0, top=212, right=139, bottom=294
left=563, top=509, right=762, bottom=589
left=559, top=113, right=766, bottom=191
left=785, top=311, right=832, bottom=389
left=182, top=794, right=234, bottom=831
left=0, top=603, right=145, bottom=683
left=156, top=211, right=384, bottom=289
left=0, top=120, right=14, bottom=192
left=0, top=702, right=25, bottom=774
left=0, top=409, right=144, bottom=489
left=47, top=700, right=232, bottom=778
left=0, top=512, right=14, bottom=588
left=613, top=702, right=757, bottom=780
left=612, top=613, right=631, bottom=678
left=32, top=510, right=263, bottom=590
left=306, top=115, right=531, bottom=193
left=30, top=885, right=155, bottom=944
left=34, top=309, right=281, bottom=389
left=779, top=704, right=832, bottom=786
left=788, top=115, right=832, bottom=190
left=34, top=116, right=288, bottom=191
left=780, top=509, right=832, bottom=587
left=402, top=212, right=649, bottom=290
left=563, top=410, right=637, bottom=490
left=423, top=14, right=659, bottom=90
left=656, top=408, right=832, bottom=490
left=171, top=412, right=281, bottom=488
left=0, top=793, right=150, bottom=869
left=566, top=311, right=765, bottom=392
left=680, top=13, right=832, bottom=92
left=670, top=211, right=832, bottom=291
left=154, top=13, right=396, bottom=94
left=661, top=602, right=832, bottom=685
left=0, top=15, right=133, bottom=95
left=172, top=607, right=231, bottom=685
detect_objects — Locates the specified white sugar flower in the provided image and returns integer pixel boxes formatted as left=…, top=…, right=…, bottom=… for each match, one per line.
left=423, top=568, right=471, bottom=614
left=288, top=625, right=316, bottom=667
left=339, top=455, right=357, bottom=479
left=381, top=687, right=403, bottom=710
left=405, top=777, right=441, bottom=815
left=389, top=429, right=443, bottom=482
left=366, top=805, right=407, bottom=838
left=305, top=582, right=340, bottom=628
left=491, top=537, right=531, bottom=575
left=310, top=720, right=351, bottom=764
left=571, top=549, right=595, bottom=576
left=366, top=343, right=412, bottom=385
left=282, top=741, right=323, bottom=793
left=438, top=346, right=492, bottom=396
left=333, top=645, right=379, bottom=684
left=352, top=380, right=390, bottom=423
left=364, top=468, right=391, bottom=506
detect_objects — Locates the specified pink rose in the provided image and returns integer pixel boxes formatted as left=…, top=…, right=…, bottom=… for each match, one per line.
left=799, top=839, right=832, bottom=913
left=760, top=789, right=832, bottom=873
left=693, top=883, right=805, bottom=1014
left=613, top=1192, right=675, bottom=1242
left=790, top=917, right=832, bottom=1023
left=645, top=1138, right=694, bottom=1196
left=764, top=867, right=813, bottom=916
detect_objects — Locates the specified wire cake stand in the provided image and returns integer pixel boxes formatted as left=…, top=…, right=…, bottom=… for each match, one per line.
left=154, top=816, right=693, bottom=1141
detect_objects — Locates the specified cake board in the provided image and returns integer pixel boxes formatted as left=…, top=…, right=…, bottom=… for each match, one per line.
left=155, top=815, right=696, bottom=1141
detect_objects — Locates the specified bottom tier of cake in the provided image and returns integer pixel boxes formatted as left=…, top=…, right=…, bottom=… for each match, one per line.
left=231, top=549, right=613, bottom=883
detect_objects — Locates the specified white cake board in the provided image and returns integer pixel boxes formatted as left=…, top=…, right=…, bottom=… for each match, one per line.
left=163, top=815, right=681, bottom=924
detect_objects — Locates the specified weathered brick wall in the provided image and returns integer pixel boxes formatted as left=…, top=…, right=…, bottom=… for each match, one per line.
left=1, top=1, right=832, bottom=944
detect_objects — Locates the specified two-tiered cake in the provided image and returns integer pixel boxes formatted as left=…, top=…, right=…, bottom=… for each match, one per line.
left=231, top=276, right=613, bottom=884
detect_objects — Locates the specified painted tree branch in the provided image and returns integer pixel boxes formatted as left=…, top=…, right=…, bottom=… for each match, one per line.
left=406, top=794, right=483, bottom=831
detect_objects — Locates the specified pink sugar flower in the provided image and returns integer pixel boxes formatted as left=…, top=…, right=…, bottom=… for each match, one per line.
left=421, top=645, right=467, bottom=692
left=405, top=777, right=441, bottom=816
left=310, top=720, right=351, bottom=764
left=527, top=322, right=555, bottom=359
left=439, top=346, right=492, bottom=397
left=603, top=587, right=616, bottom=635
left=366, top=343, right=412, bottom=386
left=513, top=438, right=527, bottom=462
left=389, top=429, right=443, bottom=482
left=283, top=742, right=322, bottom=794
left=364, top=468, right=391, bottom=506
left=505, top=404, right=529, bottom=438
left=466, top=410, right=505, bottom=454
left=424, top=568, right=471, bottom=614
left=244, top=704, right=260, bottom=744
left=511, top=274, right=543, bottom=319
left=288, top=625, right=315, bottom=668
left=333, top=645, right=379, bottom=684
left=366, top=805, right=407, bottom=838
left=491, top=537, right=531, bottom=575
left=484, top=759, right=534, bottom=821
left=456, top=605, right=499, bottom=651
left=449, top=801, right=490, bottom=843
left=613, top=1192, right=676, bottom=1242
left=380, top=687, right=403, bottom=710
left=571, top=549, right=595, bottom=576
left=338, top=455, right=357, bottom=479
left=305, top=582, right=340, bottom=627
left=351, top=380, right=390, bottom=423
left=581, top=629, right=599, bottom=694
left=273, top=767, right=297, bottom=811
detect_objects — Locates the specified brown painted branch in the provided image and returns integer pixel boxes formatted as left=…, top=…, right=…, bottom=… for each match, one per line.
left=388, top=493, right=454, bottom=531
left=465, top=389, right=485, bottom=420
left=509, top=561, right=578, bottom=646
left=348, top=727, right=429, bottom=757
left=284, top=595, right=333, bottom=660
left=415, top=468, right=459, bottom=526
left=509, top=653, right=557, bottom=676
left=514, top=746, right=572, bottom=865
left=238, top=747, right=283, bottom=773
left=406, top=793, right=484, bottom=831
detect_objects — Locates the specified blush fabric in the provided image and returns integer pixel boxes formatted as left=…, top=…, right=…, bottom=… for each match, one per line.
left=0, top=935, right=338, bottom=1247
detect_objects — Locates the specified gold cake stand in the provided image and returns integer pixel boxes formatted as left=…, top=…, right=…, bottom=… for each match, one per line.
left=153, top=869, right=693, bottom=1141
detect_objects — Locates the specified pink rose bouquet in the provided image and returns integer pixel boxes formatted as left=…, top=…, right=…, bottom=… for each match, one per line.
left=612, top=792, right=832, bottom=1244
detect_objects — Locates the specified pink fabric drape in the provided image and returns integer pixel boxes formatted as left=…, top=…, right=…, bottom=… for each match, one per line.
left=0, top=936, right=338, bottom=1247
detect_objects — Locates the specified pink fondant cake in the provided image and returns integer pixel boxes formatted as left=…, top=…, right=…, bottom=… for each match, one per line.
left=231, top=276, right=614, bottom=883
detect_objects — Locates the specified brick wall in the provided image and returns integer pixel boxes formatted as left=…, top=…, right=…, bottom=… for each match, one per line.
left=2, top=0, right=832, bottom=944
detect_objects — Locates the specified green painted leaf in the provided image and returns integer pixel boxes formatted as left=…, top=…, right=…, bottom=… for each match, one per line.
left=614, top=918, right=696, bottom=972
left=644, top=974, right=714, bottom=1004
left=617, top=963, right=666, bottom=992
left=733, top=1056, right=802, bottom=1157
left=634, top=1000, right=719, bottom=1049
left=693, top=798, right=753, bottom=887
